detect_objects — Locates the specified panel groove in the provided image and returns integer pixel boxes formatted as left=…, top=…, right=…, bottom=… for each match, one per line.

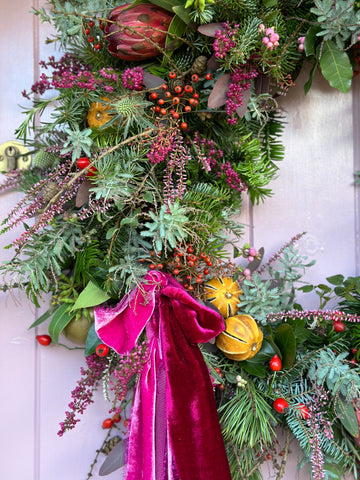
left=353, top=77, right=360, bottom=275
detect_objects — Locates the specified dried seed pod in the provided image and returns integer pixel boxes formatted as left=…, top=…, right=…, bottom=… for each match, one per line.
left=43, top=182, right=60, bottom=202
left=101, top=436, right=121, bottom=455
left=190, top=56, right=207, bottom=76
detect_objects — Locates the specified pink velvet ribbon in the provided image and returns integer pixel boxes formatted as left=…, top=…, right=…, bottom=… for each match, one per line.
left=94, top=271, right=232, bottom=480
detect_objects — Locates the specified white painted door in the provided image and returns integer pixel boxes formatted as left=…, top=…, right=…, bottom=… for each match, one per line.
left=0, top=1, right=358, bottom=479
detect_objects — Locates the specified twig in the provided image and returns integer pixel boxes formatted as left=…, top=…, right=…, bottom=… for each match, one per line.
left=276, top=429, right=291, bottom=480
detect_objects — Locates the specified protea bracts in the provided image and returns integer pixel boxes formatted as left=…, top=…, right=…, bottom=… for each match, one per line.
left=105, top=3, right=173, bottom=61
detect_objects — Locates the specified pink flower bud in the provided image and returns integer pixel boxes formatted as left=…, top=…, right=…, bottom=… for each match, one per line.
left=265, top=27, right=274, bottom=36
left=248, top=256, right=254, bottom=262
left=270, top=33, right=279, bottom=43
left=259, top=24, right=265, bottom=33
left=298, top=43, right=304, bottom=53
left=274, top=41, right=279, bottom=47
left=297, top=36, right=305, bottom=44
left=243, top=268, right=251, bottom=278
left=249, top=247, right=257, bottom=256
left=267, top=41, right=274, bottom=49
left=262, top=36, right=269, bottom=45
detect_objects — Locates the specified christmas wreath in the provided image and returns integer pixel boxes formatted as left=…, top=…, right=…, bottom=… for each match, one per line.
left=1, top=1, right=360, bottom=479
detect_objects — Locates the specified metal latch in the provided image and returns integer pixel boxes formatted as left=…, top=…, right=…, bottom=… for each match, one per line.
left=0, top=141, right=31, bottom=171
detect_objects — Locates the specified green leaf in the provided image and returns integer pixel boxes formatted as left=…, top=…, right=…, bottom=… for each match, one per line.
left=263, top=0, right=278, bottom=6
left=48, top=304, right=73, bottom=343
left=335, top=397, right=359, bottom=437
left=326, top=274, right=345, bottom=286
left=149, top=0, right=183, bottom=12
left=29, top=309, right=51, bottom=329
left=304, top=61, right=318, bottom=95
left=304, top=26, right=322, bottom=57
left=240, top=360, right=267, bottom=378
left=298, top=285, right=314, bottom=293
left=319, top=40, right=353, bottom=93
left=172, top=5, right=191, bottom=25
left=274, top=324, right=297, bottom=368
left=85, top=323, right=102, bottom=355
left=322, top=463, right=343, bottom=480
left=72, top=281, right=110, bottom=311
left=165, top=14, right=187, bottom=54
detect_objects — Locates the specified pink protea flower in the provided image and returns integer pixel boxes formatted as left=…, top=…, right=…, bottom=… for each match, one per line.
left=105, top=3, right=173, bottom=61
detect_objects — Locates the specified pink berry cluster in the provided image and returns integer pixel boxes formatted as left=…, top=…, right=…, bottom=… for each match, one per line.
left=297, top=36, right=305, bottom=53
left=259, top=24, right=279, bottom=50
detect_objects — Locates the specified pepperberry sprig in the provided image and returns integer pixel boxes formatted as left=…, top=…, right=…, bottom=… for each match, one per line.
left=83, top=18, right=104, bottom=51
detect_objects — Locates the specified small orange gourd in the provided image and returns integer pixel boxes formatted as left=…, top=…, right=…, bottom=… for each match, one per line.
left=203, top=276, right=242, bottom=318
left=216, top=314, right=263, bottom=361
left=87, top=97, right=113, bottom=128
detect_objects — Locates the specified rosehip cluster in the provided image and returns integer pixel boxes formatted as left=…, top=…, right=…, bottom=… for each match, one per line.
left=139, top=244, right=216, bottom=293
left=259, top=24, right=279, bottom=50
left=297, top=36, right=305, bottom=53
left=148, top=71, right=206, bottom=132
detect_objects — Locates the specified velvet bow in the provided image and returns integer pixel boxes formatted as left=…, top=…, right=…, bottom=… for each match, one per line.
left=95, top=271, right=232, bottom=480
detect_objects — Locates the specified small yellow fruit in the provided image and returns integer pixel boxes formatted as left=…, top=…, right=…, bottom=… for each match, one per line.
left=204, top=276, right=242, bottom=318
left=63, top=315, right=93, bottom=345
left=216, top=314, right=263, bottom=361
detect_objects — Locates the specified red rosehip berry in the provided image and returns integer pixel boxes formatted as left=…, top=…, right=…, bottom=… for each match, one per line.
left=169, top=71, right=176, bottom=79
left=96, top=343, right=110, bottom=357
left=77, top=157, right=90, bottom=169
left=191, top=74, right=199, bottom=82
left=333, top=321, right=345, bottom=332
left=112, top=414, right=121, bottom=423
left=269, top=354, right=282, bottom=371
left=180, top=122, right=188, bottom=131
left=297, top=403, right=310, bottom=419
left=351, top=348, right=358, bottom=355
left=273, top=398, right=289, bottom=414
left=102, top=418, right=113, bottom=429
left=36, top=334, right=52, bottom=346
left=205, top=73, right=212, bottom=80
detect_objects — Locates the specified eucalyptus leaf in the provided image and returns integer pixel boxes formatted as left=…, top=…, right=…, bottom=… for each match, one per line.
left=85, top=323, right=102, bottom=355
left=99, top=441, right=126, bottom=476
left=334, top=397, right=359, bottom=437
left=72, top=281, right=110, bottom=311
left=319, top=41, right=353, bottom=93
left=29, top=309, right=51, bottom=329
left=48, top=303, right=73, bottom=343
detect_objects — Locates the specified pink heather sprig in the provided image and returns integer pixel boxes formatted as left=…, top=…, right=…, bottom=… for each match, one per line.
left=266, top=309, right=360, bottom=324
left=226, top=66, right=258, bottom=125
left=23, top=54, right=117, bottom=97
left=58, top=354, right=108, bottom=436
left=163, top=139, right=190, bottom=207
left=147, top=127, right=179, bottom=164
left=2, top=159, right=73, bottom=231
left=213, top=22, right=240, bottom=60
left=305, top=385, right=333, bottom=480
left=257, top=232, right=306, bottom=274
left=76, top=195, right=113, bottom=221
left=122, top=67, right=144, bottom=91
left=0, top=170, right=23, bottom=192
left=5, top=160, right=84, bottom=248
left=109, top=342, right=149, bottom=416
left=192, top=133, right=223, bottom=171
left=217, top=161, right=247, bottom=192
